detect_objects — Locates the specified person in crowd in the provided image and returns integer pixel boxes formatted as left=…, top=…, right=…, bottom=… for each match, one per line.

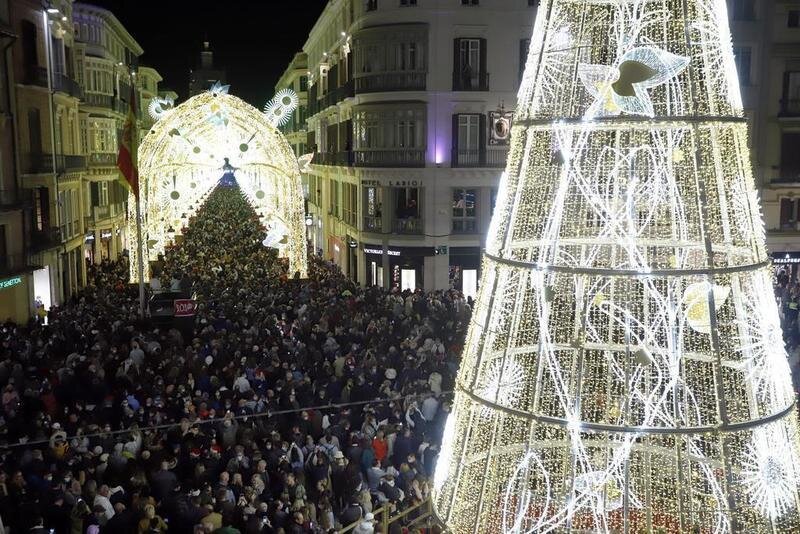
left=0, top=187, right=470, bottom=533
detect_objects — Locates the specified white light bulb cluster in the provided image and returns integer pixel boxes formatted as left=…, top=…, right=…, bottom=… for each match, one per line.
left=433, top=0, right=800, bottom=532
left=263, top=88, right=300, bottom=127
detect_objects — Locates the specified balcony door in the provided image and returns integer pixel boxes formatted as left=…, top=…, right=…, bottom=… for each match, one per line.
left=454, top=38, right=486, bottom=90
left=784, top=71, right=800, bottom=114
left=454, top=114, right=486, bottom=166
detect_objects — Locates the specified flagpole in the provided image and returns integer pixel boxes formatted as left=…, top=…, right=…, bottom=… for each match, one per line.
left=130, top=67, right=146, bottom=318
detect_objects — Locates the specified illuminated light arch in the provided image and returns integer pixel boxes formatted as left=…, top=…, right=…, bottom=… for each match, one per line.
left=129, top=90, right=308, bottom=282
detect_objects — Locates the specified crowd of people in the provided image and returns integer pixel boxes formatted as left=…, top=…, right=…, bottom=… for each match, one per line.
left=774, top=268, right=800, bottom=387
left=0, top=185, right=473, bottom=533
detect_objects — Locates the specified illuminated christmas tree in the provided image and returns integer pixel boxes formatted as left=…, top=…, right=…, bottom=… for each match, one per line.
left=433, top=1, right=800, bottom=532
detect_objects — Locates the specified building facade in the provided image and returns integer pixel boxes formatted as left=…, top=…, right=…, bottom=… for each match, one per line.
left=0, top=0, right=163, bottom=322
left=295, top=0, right=535, bottom=294
left=73, top=2, right=142, bottom=267
left=730, top=0, right=800, bottom=273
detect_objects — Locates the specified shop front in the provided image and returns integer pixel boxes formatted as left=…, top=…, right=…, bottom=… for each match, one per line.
left=363, top=243, right=427, bottom=290
left=449, top=246, right=482, bottom=299
left=772, top=251, right=800, bottom=285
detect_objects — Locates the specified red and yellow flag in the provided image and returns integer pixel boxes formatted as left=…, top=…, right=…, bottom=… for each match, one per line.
left=117, top=84, right=139, bottom=199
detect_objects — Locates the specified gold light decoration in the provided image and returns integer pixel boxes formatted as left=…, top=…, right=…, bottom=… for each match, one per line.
left=130, top=90, right=308, bottom=281
left=433, top=0, right=800, bottom=532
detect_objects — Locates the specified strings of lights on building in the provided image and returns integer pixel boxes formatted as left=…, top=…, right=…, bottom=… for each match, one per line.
left=432, top=0, right=800, bottom=532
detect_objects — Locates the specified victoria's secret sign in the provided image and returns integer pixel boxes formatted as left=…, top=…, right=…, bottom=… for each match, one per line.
left=364, top=247, right=400, bottom=257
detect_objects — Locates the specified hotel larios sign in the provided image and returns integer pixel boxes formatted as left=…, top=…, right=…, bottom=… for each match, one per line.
left=0, top=277, right=22, bottom=291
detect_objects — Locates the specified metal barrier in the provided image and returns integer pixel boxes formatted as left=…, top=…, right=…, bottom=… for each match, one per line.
left=338, top=498, right=441, bottom=534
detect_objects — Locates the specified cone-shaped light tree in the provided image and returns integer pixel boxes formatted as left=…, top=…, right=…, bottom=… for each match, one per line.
left=433, top=0, right=800, bottom=532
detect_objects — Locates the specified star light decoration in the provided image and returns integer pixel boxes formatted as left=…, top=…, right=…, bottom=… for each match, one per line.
left=263, top=88, right=300, bottom=127
left=579, top=46, right=690, bottom=118
left=148, top=96, right=175, bottom=122
left=433, top=0, right=800, bottom=532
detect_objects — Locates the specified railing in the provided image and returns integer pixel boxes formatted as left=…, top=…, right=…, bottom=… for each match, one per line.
left=780, top=98, right=800, bottom=117
left=84, top=92, right=113, bottom=109
left=339, top=498, right=435, bottom=533
left=25, top=65, right=83, bottom=99
left=452, top=146, right=509, bottom=168
left=355, top=71, right=426, bottom=93
left=84, top=92, right=129, bottom=114
left=354, top=149, right=425, bottom=167
left=322, top=79, right=355, bottom=108
left=88, top=153, right=117, bottom=167
left=363, top=215, right=382, bottom=232
left=27, top=153, right=87, bottom=174
left=392, top=217, right=424, bottom=235
left=30, top=227, right=62, bottom=251
left=316, top=151, right=354, bottom=166
left=452, top=70, right=490, bottom=91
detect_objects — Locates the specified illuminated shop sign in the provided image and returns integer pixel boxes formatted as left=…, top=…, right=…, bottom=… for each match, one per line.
left=0, top=277, right=22, bottom=290
left=364, top=247, right=400, bottom=256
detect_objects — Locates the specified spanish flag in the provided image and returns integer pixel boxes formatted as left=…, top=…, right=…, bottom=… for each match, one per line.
left=117, top=83, right=139, bottom=199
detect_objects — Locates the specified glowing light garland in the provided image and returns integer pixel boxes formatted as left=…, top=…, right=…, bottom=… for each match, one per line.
left=433, top=1, right=800, bottom=532
left=130, top=89, right=308, bottom=282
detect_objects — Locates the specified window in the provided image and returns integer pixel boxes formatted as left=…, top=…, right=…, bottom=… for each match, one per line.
left=461, top=0, right=479, bottom=5
left=396, top=120, right=417, bottom=148
left=780, top=133, right=800, bottom=182
left=453, top=114, right=486, bottom=166
left=342, top=183, right=358, bottom=226
left=790, top=10, right=800, bottom=28
left=400, top=0, right=417, bottom=5
left=731, top=0, right=755, bottom=21
left=783, top=72, right=800, bottom=115
left=733, top=46, right=751, bottom=85
left=21, top=20, right=37, bottom=68
left=394, top=42, right=419, bottom=71
left=453, top=188, right=477, bottom=233
left=366, top=0, right=378, bottom=11
left=528, top=0, right=536, bottom=5
left=364, top=186, right=383, bottom=230
left=780, top=198, right=800, bottom=229
left=395, top=187, right=420, bottom=219
left=299, top=76, right=308, bottom=92
left=454, top=38, right=487, bottom=90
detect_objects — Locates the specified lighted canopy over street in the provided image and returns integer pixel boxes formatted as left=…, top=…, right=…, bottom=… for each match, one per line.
left=129, top=84, right=308, bottom=282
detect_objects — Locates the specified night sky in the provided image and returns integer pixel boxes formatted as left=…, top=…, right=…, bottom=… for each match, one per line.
left=86, top=0, right=329, bottom=107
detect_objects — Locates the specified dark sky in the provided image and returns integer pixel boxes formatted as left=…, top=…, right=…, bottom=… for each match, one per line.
left=87, top=0, right=329, bottom=107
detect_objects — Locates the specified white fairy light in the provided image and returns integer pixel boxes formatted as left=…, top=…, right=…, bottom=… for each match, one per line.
left=130, top=91, right=308, bottom=283
left=743, top=425, right=799, bottom=520
left=432, top=415, right=456, bottom=493
left=148, top=96, right=175, bottom=122
left=477, top=356, right=525, bottom=415
left=434, top=0, right=800, bottom=532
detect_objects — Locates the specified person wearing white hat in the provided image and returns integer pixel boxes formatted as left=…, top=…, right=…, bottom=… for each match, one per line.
left=352, top=512, right=375, bottom=534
